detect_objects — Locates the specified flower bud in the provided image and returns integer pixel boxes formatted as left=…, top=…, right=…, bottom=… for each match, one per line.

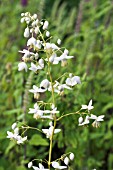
left=33, top=14, right=37, bottom=19
left=46, top=31, right=50, bottom=37
left=28, top=161, right=33, bottom=168
left=12, top=123, right=17, bottom=130
left=64, top=157, right=69, bottom=165
left=78, top=116, right=83, bottom=124
left=57, top=39, right=61, bottom=45
left=43, top=21, right=49, bottom=30
left=24, top=27, right=30, bottom=38
left=69, top=153, right=74, bottom=160
left=20, top=18, right=25, bottom=23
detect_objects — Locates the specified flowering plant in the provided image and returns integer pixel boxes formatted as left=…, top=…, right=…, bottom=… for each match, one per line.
left=7, top=12, right=104, bottom=169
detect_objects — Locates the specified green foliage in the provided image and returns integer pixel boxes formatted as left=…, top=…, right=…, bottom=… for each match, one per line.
left=0, top=0, right=113, bottom=170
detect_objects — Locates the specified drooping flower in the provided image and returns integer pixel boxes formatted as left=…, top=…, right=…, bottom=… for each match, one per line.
left=81, top=100, right=94, bottom=112
left=29, top=59, right=44, bottom=72
left=7, top=124, right=27, bottom=145
left=66, top=75, right=81, bottom=87
left=90, top=114, right=105, bottom=128
left=27, top=37, right=37, bottom=46
left=78, top=115, right=90, bottom=126
left=18, top=62, right=27, bottom=72
left=42, top=123, right=61, bottom=139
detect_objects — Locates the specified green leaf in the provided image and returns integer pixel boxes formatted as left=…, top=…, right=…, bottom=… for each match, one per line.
left=5, top=141, right=16, bottom=154
left=29, top=134, right=48, bottom=146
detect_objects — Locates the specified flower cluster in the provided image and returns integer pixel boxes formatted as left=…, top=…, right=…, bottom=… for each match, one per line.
left=28, top=103, right=59, bottom=120
left=7, top=123, right=27, bottom=144
left=78, top=100, right=104, bottom=128
left=7, top=11, right=105, bottom=170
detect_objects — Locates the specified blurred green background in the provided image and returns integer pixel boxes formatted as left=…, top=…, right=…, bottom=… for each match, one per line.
left=0, top=0, right=113, bottom=169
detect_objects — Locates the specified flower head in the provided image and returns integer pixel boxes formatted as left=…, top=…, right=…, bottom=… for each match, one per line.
left=81, top=99, right=94, bottom=112
left=90, top=114, right=105, bottom=128
left=18, top=62, right=27, bottom=72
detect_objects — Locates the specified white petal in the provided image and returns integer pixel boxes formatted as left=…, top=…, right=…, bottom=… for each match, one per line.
left=39, top=163, right=44, bottom=169
left=32, top=166, right=39, bottom=170
left=90, top=114, right=97, bottom=120
left=81, top=105, right=88, bottom=110
left=52, top=162, right=60, bottom=168
left=88, top=99, right=92, bottom=107
left=54, top=129, right=61, bottom=134
left=97, top=115, right=105, bottom=121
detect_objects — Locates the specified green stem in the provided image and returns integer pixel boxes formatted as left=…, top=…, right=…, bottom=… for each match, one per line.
left=57, top=109, right=81, bottom=121
left=39, top=29, right=56, bottom=169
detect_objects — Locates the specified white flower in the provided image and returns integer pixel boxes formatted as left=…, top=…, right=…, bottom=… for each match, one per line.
left=29, top=85, right=47, bottom=94
left=28, top=161, right=33, bottom=168
left=24, top=27, right=30, bottom=38
left=40, top=79, right=50, bottom=90
left=29, top=63, right=38, bottom=72
left=43, top=21, right=49, bottom=30
left=64, top=157, right=69, bottom=165
left=59, top=52, right=74, bottom=61
left=57, top=39, right=61, bottom=45
left=42, top=124, right=61, bottom=139
left=17, top=136, right=27, bottom=144
left=7, top=124, right=27, bottom=145
left=29, top=60, right=44, bottom=72
left=44, top=43, right=59, bottom=50
left=19, top=49, right=34, bottom=57
left=79, top=115, right=90, bottom=126
left=90, top=114, right=105, bottom=128
left=64, top=49, right=69, bottom=55
left=27, top=37, right=37, bottom=46
left=35, top=26, right=39, bottom=34
left=7, top=131, right=16, bottom=139
left=18, top=62, right=27, bottom=72
left=33, top=14, right=37, bottom=19
left=32, top=163, right=49, bottom=170
left=81, top=100, right=94, bottom=112
left=66, top=76, right=81, bottom=87
left=46, top=53, right=59, bottom=65
left=69, top=153, right=74, bottom=160
left=28, top=103, right=40, bottom=114
left=52, top=161, right=67, bottom=169
left=28, top=103, right=43, bottom=117
left=46, top=31, right=50, bottom=37
left=35, top=40, right=42, bottom=49
left=38, top=59, right=44, bottom=69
